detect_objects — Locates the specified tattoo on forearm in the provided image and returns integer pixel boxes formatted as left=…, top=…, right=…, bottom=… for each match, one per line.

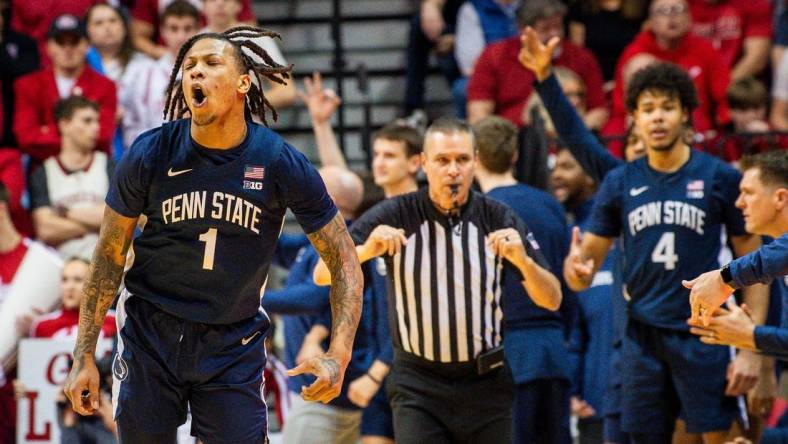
left=74, top=210, right=135, bottom=361
left=307, top=213, right=363, bottom=354
left=318, top=357, right=341, bottom=386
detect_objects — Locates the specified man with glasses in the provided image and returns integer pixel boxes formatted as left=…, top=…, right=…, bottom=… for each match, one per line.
left=603, top=0, right=731, bottom=148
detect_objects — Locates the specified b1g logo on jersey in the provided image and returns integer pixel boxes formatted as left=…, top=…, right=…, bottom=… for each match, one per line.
left=686, top=180, right=704, bottom=199
left=243, top=165, right=265, bottom=190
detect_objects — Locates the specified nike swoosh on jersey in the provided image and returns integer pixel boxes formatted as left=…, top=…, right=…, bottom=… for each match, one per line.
left=629, top=186, right=649, bottom=196
left=167, top=167, right=193, bottom=177
left=241, top=331, right=261, bottom=345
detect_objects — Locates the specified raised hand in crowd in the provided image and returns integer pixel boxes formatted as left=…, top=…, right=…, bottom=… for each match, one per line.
left=518, top=26, right=561, bottom=82
left=298, top=71, right=342, bottom=125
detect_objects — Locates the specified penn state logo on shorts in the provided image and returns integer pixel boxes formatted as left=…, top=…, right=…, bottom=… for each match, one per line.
left=112, top=354, right=129, bottom=381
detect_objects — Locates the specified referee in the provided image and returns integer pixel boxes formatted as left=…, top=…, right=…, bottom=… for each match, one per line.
left=315, top=118, right=562, bottom=443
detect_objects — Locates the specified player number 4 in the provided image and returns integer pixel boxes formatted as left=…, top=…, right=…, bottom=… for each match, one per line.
left=651, top=232, right=678, bottom=270
left=199, top=228, right=217, bottom=270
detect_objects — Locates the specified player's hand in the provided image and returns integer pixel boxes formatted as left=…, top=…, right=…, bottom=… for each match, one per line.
left=347, top=374, right=381, bottom=408
left=726, top=348, right=761, bottom=396
left=570, top=396, right=596, bottom=419
left=488, top=228, right=527, bottom=266
left=518, top=26, right=560, bottom=82
left=747, top=362, right=776, bottom=418
left=420, top=1, right=445, bottom=41
left=364, top=225, right=407, bottom=258
left=564, top=227, right=594, bottom=289
left=288, top=352, right=348, bottom=404
left=297, top=71, right=341, bottom=125
left=295, top=339, right=325, bottom=365
left=684, top=268, right=735, bottom=327
left=63, top=356, right=100, bottom=416
left=688, top=301, right=757, bottom=352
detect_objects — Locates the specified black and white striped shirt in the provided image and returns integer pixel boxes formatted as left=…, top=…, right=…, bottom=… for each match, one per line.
left=350, top=187, right=547, bottom=365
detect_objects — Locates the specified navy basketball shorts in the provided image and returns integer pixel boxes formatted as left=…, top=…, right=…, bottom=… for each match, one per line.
left=621, top=318, right=738, bottom=435
left=111, top=290, right=270, bottom=443
left=361, top=384, right=394, bottom=439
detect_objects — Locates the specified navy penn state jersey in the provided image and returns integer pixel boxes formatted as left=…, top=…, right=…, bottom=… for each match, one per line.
left=106, top=119, right=337, bottom=324
left=586, top=150, right=745, bottom=330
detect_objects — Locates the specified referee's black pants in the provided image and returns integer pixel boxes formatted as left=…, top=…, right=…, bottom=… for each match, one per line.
left=386, top=353, right=514, bottom=444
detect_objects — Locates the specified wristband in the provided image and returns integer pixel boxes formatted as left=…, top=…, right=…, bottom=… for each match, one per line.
left=720, top=263, right=737, bottom=289
left=366, top=372, right=382, bottom=385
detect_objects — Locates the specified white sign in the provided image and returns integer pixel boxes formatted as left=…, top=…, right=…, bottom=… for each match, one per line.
left=16, top=338, right=113, bottom=444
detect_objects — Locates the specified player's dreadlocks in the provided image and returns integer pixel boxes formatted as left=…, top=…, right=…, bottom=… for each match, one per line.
left=162, top=26, right=293, bottom=126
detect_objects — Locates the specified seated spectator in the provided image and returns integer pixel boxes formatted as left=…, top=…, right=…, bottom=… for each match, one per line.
left=30, top=257, right=116, bottom=339
left=13, top=15, right=116, bottom=161
left=568, top=0, right=648, bottom=84
left=120, top=1, right=199, bottom=148
left=720, top=77, right=787, bottom=161
left=452, top=0, right=519, bottom=117
left=772, top=51, right=788, bottom=131
left=9, top=0, right=99, bottom=67
left=0, top=0, right=40, bottom=147
left=202, top=0, right=295, bottom=109
left=523, top=66, right=587, bottom=138
left=403, top=0, right=462, bottom=117
left=85, top=3, right=148, bottom=159
left=130, top=0, right=255, bottom=59
left=606, top=0, right=730, bottom=147
left=689, top=0, right=772, bottom=79
left=467, top=0, right=608, bottom=130
left=28, top=97, right=113, bottom=260
left=0, top=149, right=31, bottom=236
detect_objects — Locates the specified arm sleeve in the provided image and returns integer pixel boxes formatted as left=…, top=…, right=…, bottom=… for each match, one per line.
left=534, top=74, right=622, bottom=182
left=585, top=171, right=624, bottom=238
left=454, top=3, right=485, bottom=76
left=275, top=144, right=338, bottom=234
left=744, top=0, right=773, bottom=38
left=13, top=76, right=60, bottom=160
left=754, top=325, right=788, bottom=358
left=716, top=164, right=747, bottom=237
left=373, top=268, right=394, bottom=365
left=348, top=198, right=400, bottom=245
left=28, top=165, right=50, bottom=209
left=567, top=306, right=587, bottom=397
left=262, top=284, right=330, bottom=315
left=466, top=46, right=498, bottom=101
left=729, top=234, right=788, bottom=288
left=104, top=131, right=156, bottom=217
left=96, top=79, right=118, bottom=155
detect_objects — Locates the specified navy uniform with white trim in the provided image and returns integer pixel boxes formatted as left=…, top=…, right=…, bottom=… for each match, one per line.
left=587, top=151, right=745, bottom=435
left=106, top=119, right=337, bottom=443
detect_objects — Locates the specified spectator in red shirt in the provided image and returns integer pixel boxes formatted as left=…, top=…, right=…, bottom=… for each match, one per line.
left=605, top=0, right=731, bottom=148
left=130, top=0, right=256, bottom=59
left=9, top=0, right=101, bottom=67
left=689, top=0, right=772, bottom=80
left=30, top=257, right=116, bottom=339
left=13, top=15, right=116, bottom=162
left=0, top=149, right=32, bottom=236
left=467, top=0, right=608, bottom=130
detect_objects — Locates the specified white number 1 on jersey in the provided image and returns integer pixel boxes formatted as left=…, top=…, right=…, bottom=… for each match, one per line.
left=199, top=228, right=217, bottom=270
left=651, top=232, right=678, bottom=270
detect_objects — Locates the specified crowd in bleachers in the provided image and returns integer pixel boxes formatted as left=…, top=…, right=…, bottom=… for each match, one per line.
left=0, top=0, right=786, bottom=443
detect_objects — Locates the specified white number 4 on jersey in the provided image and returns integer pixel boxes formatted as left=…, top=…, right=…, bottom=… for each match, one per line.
left=651, top=232, right=678, bottom=270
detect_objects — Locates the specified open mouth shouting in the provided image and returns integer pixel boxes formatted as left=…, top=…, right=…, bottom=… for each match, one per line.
left=191, top=84, right=208, bottom=108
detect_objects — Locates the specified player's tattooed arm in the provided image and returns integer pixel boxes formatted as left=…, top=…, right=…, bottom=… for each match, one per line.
left=289, top=213, right=363, bottom=403
left=64, top=207, right=137, bottom=415
left=307, top=213, right=363, bottom=361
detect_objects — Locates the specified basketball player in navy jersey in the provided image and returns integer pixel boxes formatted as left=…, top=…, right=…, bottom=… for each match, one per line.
left=559, top=62, right=768, bottom=443
left=62, top=27, right=363, bottom=444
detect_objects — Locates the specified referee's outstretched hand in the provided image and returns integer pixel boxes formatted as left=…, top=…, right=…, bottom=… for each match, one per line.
left=64, top=356, right=100, bottom=416
left=288, top=352, right=347, bottom=404
left=364, top=225, right=408, bottom=258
